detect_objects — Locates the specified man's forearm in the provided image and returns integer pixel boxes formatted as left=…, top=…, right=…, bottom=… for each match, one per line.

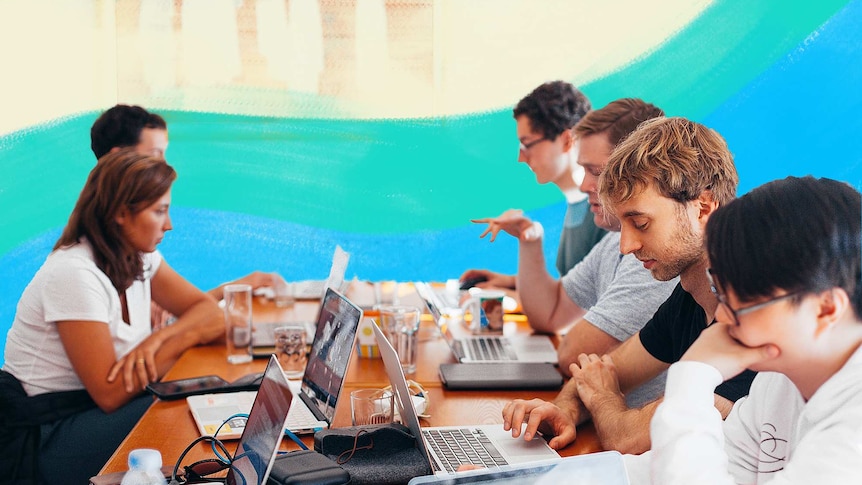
left=518, top=237, right=564, bottom=332
left=590, top=395, right=660, bottom=455
left=553, top=378, right=589, bottom=426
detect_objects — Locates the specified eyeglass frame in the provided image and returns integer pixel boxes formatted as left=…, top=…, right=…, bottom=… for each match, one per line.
left=519, top=136, right=550, bottom=153
left=706, top=268, right=803, bottom=326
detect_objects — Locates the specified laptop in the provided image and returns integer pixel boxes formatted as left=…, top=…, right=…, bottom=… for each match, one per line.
left=249, top=245, right=350, bottom=355
left=415, top=279, right=462, bottom=311
left=406, top=452, right=629, bottom=485
left=372, top=322, right=561, bottom=475
left=414, top=282, right=558, bottom=364
left=188, top=288, right=363, bottom=438
left=226, top=355, right=293, bottom=485
left=291, top=244, right=350, bottom=300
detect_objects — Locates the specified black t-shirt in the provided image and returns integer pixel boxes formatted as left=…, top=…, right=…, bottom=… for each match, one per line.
left=639, top=283, right=756, bottom=402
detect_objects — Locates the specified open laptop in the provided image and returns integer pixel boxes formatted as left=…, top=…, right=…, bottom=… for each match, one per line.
left=226, top=355, right=293, bottom=485
left=372, top=322, right=561, bottom=475
left=188, top=288, right=363, bottom=438
left=406, top=452, right=629, bottom=485
left=249, top=245, right=350, bottom=355
left=291, top=244, right=350, bottom=300
left=414, top=282, right=558, bottom=364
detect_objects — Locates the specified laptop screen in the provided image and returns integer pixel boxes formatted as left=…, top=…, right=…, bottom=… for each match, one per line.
left=227, top=355, right=293, bottom=485
left=300, top=288, right=363, bottom=423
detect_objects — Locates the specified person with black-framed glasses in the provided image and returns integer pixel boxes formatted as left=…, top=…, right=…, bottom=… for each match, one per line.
left=460, top=80, right=605, bottom=294
left=640, top=176, right=862, bottom=484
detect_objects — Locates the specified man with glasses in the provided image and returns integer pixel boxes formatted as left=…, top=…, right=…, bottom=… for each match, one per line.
left=460, top=81, right=605, bottom=292
left=502, top=117, right=755, bottom=454
left=629, top=176, right=862, bottom=483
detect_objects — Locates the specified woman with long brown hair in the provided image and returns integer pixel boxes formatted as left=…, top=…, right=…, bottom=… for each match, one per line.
left=2, top=148, right=223, bottom=483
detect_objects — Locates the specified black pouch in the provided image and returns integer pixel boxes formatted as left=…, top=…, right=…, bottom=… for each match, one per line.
left=267, top=450, right=351, bottom=485
left=314, top=423, right=432, bottom=485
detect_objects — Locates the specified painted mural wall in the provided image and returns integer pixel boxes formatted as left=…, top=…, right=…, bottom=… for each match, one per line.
left=1, top=0, right=861, bottom=363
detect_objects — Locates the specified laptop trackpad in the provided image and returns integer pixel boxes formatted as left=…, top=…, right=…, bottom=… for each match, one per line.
left=481, top=426, right=560, bottom=463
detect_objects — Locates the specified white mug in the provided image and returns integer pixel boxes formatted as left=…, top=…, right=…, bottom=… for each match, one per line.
left=461, top=289, right=505, bottom=333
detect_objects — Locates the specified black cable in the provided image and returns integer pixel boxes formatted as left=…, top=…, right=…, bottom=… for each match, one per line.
left=170, top=435, right=232, bottom=484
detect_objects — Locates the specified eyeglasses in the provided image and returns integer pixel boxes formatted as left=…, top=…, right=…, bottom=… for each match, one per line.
left=519, top=136, right=549, bottom=153
left=706, top=268, right=801, bottom=326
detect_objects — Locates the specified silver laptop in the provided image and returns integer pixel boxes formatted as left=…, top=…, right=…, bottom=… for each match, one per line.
left=189, top=288, right=363, bottom=437
left=250, top=245, right=350, bottom=354
left=372, top=322, right=560, bottom=475
left=414, top=282, right=558, bottom=364
left=292, top=244, right=350, bottom=299
left=226, top=355, right=293, bottom=485
left=406, top=452, right=629, bottom=485
left=415, top=279, right=462, bottom=311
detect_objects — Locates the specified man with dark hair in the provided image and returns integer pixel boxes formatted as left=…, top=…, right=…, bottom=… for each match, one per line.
left=502, top=117, right=755, bottom=455
left=627, top=176, right=862, bottom=483
left=461, top=81, right=604, bottom=291
left=90, top=104, right=168, bottom=159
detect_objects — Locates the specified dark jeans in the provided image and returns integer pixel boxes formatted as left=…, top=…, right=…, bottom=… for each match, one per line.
left=39, top=395, right=152, bottom=485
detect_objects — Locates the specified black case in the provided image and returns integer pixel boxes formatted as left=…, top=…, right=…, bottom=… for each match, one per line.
left=314, top=423, right=432, bottom=485
left=267, top=450, right=350, bottom=485
left=145, top=372, right=264, bottom=400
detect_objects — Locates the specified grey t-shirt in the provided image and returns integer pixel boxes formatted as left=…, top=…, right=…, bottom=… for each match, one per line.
left=561, top=231, right=677, bottom=407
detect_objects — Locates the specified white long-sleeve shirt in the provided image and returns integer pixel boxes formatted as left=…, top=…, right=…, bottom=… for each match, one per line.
left=626, top=346, right=862, bottom=484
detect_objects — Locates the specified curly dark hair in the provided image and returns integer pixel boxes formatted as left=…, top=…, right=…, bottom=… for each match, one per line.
left=513, top=81, right=591, bottom=140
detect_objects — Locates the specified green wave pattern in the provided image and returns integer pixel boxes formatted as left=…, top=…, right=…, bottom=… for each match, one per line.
left=0, top=0, right=847, bottom=257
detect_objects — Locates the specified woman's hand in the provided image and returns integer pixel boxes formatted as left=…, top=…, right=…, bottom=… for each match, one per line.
left=107, top=331, right=166, bottom=392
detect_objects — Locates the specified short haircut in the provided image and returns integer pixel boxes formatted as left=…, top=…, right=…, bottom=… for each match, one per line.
left=706, top=176, right=861, bottom=319
left=513, top=81, right=591, bottom=140
left=574, top=98, right=664, bottom=147
left=90, top=104, right=167, bottom=159
left=599, top=117, right=738, bottom=211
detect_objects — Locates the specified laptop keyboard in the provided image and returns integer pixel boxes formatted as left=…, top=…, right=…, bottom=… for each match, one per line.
left=423, top=428, right=508, bottom=473
left=466, top=337, right=517, bottom=361
left=285, top=400, right=322, bottom=431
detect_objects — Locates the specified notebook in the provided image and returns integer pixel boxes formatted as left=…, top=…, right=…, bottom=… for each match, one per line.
left=438, top=362, right=562, bottom=390
left=225, top=355, right=293, bottom=485
left=372, top=323, right=561, bottom=476
left=188, top=288, right=363, bottom=438
left=414, top=282, right=558, bottom=364
left=406, top=452, right=629, bottom=485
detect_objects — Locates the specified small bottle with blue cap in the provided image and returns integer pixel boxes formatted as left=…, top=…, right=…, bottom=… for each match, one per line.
left=120, top=449, right=167, bottom=485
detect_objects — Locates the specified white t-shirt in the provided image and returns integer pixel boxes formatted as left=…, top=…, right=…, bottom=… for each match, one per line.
left=3, top=240, right=161, bottom=396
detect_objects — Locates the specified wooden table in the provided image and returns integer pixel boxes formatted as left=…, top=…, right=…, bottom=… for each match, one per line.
left=99, top=291, right=601, bottom=476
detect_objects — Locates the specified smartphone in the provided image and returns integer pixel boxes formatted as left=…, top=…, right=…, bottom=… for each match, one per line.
left=146, top=375, right=230, bottom=400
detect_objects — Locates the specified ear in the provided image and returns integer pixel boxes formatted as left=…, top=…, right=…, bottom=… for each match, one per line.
left=696, top=189, right=720, bottom=222
left=560, top=128, right=575, bottom=152
left=114, top=206, right=129, bottom=227
left=814, top=288, right=849, bottom=337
